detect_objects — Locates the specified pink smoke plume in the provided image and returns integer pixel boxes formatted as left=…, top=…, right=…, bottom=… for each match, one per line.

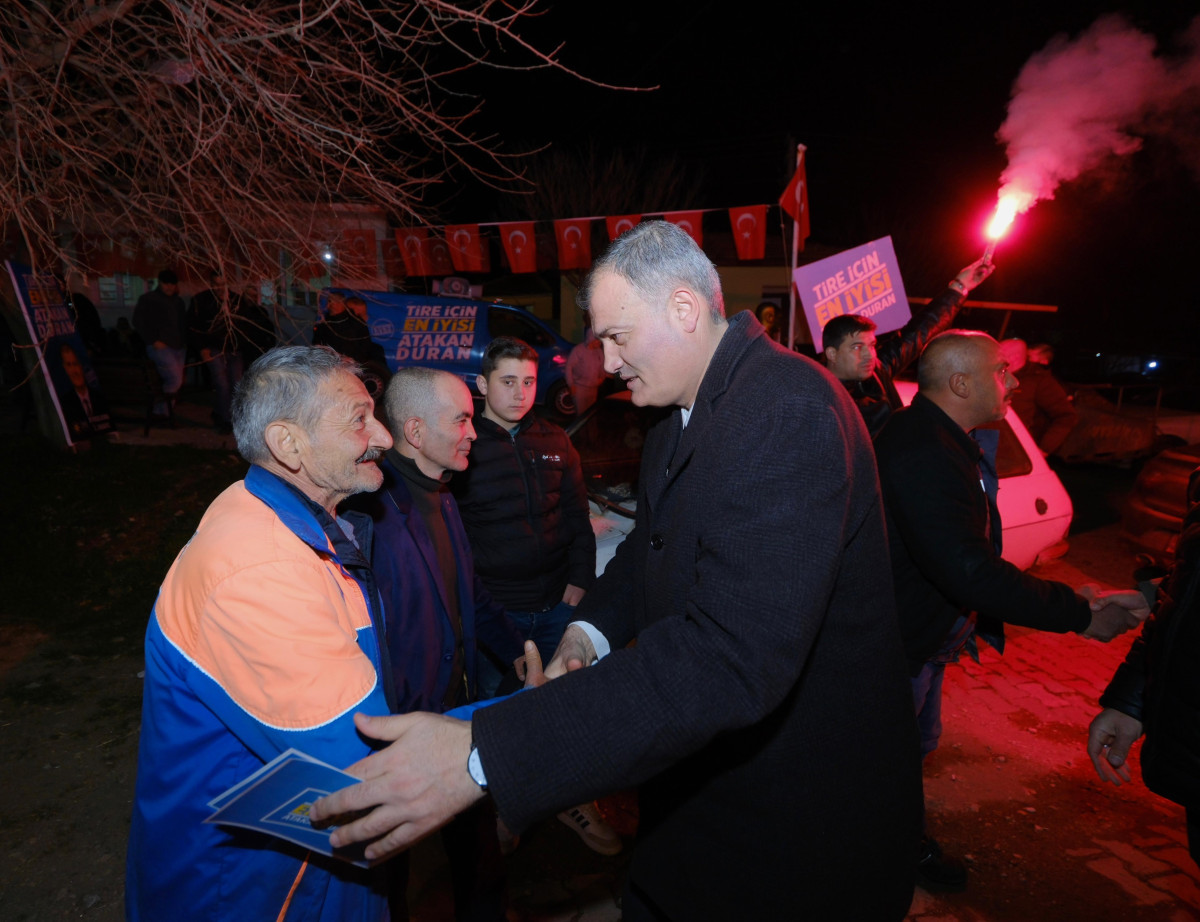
left=989, top=13, right=1200, bottom=237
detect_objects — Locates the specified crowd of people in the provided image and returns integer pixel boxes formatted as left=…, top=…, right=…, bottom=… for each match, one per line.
left=125, top=221, right=1187, bottom=922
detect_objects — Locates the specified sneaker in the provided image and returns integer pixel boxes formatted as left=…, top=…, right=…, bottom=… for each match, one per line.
left=916, top=836, right=968, bottom=893
left=557, top=802, right=622, bottom=856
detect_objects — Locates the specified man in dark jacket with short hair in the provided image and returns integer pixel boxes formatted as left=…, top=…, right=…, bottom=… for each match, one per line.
left=451, top=336, right=619, bottom=856
left=453, top=336, right=595, bottom=676
left=876, top=329, right=1151, bottom=893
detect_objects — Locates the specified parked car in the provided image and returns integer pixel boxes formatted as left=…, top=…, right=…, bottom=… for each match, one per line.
left=324, top=289, right=576, bottom=414
left=1119, top=441, right=1200, bottom=570
left=570, top=381, right=1074, bottom=576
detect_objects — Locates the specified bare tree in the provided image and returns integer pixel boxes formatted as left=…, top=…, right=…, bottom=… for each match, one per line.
left=0, top=0, right=607, bottom=283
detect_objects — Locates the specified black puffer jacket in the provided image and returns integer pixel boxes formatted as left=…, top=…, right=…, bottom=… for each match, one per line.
left=452, top=414, right=595, bottom=611
left=1100, top=466, right=1200, bottom=807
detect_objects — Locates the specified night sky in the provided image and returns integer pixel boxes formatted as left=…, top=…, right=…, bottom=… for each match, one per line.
left=445, top=2, right=1200, bottom=367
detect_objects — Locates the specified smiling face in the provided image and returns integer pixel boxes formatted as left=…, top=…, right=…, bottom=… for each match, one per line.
left=824, top=330, right=878, bottom=382
left=414, top=376, right=477, bottom=477
left=295, top=371, right=392, bottom=512
left=589, top=271, right=695, bottom=408
left=479, top=357, right=537, bottom=427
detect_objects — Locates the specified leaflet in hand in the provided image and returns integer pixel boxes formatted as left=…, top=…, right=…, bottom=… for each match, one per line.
left=205, top=748, right=368, bottom=866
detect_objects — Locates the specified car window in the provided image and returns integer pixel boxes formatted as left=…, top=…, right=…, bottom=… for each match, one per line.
left=569, top=395, right=670, bottom=499
left=488, top=306, right=554, bottom=347
left=978, top=419, right=1034, bottom=479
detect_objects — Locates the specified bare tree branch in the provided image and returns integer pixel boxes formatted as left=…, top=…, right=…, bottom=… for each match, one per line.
left=0, top=0, right=623, bottom=285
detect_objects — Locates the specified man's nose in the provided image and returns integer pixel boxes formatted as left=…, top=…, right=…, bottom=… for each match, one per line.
left=370, top=416, right=393, bottom=450
left=602, top=342, right=622, bottom=374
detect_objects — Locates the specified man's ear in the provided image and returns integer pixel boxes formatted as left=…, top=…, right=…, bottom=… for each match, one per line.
left=669, top=287, right=702, bottom=334
left=401, top=416, right=422, bottom=450
left=823, top=346, right=838, bottom=364
left=949, top=371, right=970, bottom=399
left=264, top=421, right=302, bottom=471
left=476, top=374, right=488, bottom=396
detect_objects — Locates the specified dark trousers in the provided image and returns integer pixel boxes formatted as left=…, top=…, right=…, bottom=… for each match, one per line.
left=389, top=799, right=508, bottom=922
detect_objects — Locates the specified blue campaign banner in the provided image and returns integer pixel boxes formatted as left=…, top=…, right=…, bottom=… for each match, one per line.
left=5, top=261, right=113, bottom=446
left=793, top=237, right=912, bottom=351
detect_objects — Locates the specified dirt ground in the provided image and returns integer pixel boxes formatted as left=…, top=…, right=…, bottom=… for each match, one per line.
left=2, top=458, right=1198, bottom=920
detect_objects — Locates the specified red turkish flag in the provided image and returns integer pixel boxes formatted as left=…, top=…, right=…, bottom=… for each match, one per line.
left=664, top=211, right=704, bottom=247
left=498, top=222, right=538, bottom=274
left=397, top=228, right=433, bottom=276
left=428, top=235, right=456, bottom=275
left=381, top=235, right=406, bottom=278
left=339, top=228, right=377, bottom=278
left=779, top=148, right=811, bottom=252
left=605, top=214, right=641, bottom=242
left=554, top=219, right=592, bottom=271
left=728, top=205, right=768, bottom=261
left=446, top=224, right=486, bottom=273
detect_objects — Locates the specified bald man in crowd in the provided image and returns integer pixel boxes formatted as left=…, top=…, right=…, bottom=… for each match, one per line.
left=344, top=366, right=527, bottom=922
left=874, top=329, right=1150, bottom=892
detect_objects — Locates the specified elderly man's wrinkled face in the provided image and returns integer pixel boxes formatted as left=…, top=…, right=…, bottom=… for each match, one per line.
left=297, top=371, right=392, bottom=509
left=589, top=271, right=691, bottom=407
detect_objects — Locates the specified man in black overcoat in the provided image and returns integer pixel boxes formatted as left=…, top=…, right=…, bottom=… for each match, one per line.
left=312, top=220, right=924, bottom=921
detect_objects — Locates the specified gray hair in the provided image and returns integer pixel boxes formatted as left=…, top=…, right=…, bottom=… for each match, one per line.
left=578, top=220, right=725, bottom=321
left=383, top=366, right=459, bottom=434
left=232, top=346, right=362, bottom=463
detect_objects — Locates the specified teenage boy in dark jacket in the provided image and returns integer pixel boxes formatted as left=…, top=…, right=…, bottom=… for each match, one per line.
left=452, top=336, right=619, bottom=856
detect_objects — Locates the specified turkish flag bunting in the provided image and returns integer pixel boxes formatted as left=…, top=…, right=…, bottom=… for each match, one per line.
left=606, top=214, right=642, bottom=242
left=499, top=222, right=538, bottom=274
left=664, top=212, right=704, bottom=247
left=397, top=228, right=433, bottom=277
left=340, top=228, right=378, bottom=277
left=728, top=205, right=768, bottom=261
left=554, top=219, right=592, bottom=271
left=446, top=224, right=486, bottom=273
left=779, top=150, right=811, bottom=252
left=428, top=235, right=456, bottom=275
left=381, top=236, right=406, bottom=278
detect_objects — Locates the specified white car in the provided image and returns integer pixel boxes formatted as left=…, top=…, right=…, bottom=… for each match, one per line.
left=572, top=383, right=1073, bottom=577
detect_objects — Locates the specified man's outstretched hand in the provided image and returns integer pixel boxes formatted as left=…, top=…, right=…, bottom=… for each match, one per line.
left=309, top=712, right=480, bottom=862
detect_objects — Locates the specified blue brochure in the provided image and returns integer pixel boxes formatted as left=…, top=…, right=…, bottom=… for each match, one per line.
left=205, top=749, right=367, bottom=865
